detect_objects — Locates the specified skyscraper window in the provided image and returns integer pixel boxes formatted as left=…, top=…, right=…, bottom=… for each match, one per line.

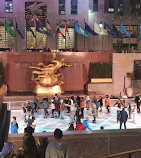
left=93, top=0, right=98, bottom=12
left=104, top=0, right=114, bottom=13
left=5, top=0, right=13, bottom=13
left=71, top=0, right=78, bottom=14
left=59, top=0, right=65, bottom=15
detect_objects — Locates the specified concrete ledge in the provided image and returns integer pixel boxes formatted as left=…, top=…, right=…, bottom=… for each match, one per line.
left=8, top=129, right=141, bottom=158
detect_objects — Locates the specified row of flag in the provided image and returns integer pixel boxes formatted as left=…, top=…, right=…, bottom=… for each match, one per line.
left=2, top=19, right=141, bottom=41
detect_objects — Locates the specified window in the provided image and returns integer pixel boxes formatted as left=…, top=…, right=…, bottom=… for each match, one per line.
left=118, top=0, right=123, bottom=15
left=108, top=0, right=114, bottom=12
left=71, top=0, right=78, bottom=14
left=59, top=0, right=65, bottom=15
left=5, top=0, right=13, bottom=13
left=58, top=28, right=75, bottom=49
left=93, top=0, right=98, bottom=12
left=104, top=0, right=114, bottom=13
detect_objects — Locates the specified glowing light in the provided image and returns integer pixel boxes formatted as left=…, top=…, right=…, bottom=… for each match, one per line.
left=34, top=85, right=64, bottom=95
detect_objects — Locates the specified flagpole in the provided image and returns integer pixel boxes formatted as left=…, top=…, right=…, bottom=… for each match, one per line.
left=46, top=16, right=48, bottom=51
left=56, top=19, right=58, bottom=52
left=26, top=19, right=27, bottom=52
left=93, top=19, right=94, bottom=51
left=34, top=19, right=37, bottom=52
left=4, top=18, right=6, bottom=51
left=84, top=19, right=85, bottom=51
left=128, top=17, right=131, bottom=53
left=74, top=20, right=78, bottom=52
left=65, top=22, right=67, bottom=52
left=137, top=17, right=140, bottom=51
left=14, top=18, right=17, bottom=52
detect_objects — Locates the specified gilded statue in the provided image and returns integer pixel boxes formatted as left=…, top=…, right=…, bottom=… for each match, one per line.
left=29, top=53, right=76, bottom=88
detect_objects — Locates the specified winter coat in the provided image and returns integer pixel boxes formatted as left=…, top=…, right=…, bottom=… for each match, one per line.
left=83, top=120, right=91, bottom=130
left=11, top=123, right=18, bottom=134
left=45, top=141, right=68, bottom=158
left=120, top=109, right=128, bottom=122
left=75, top=123, right=85, bottom=131
left=91, top=106, right=97, bottom=117
left=41, top=101, right=50, bottom=109
left=80, top=100, right=85, bottom=108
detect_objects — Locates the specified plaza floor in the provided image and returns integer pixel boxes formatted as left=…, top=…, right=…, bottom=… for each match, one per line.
left=10, top=107, right=141, bottom=134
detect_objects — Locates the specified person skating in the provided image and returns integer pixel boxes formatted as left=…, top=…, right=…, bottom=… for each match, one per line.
left=120, top=108, right=128, bottom=129
left=135, top=93, right=140, bottom=113
left=98, top=96, right=103, bottom=112
left=91, top=103, right=97, bottom=123
left=105, top=95, right=110, bottom=113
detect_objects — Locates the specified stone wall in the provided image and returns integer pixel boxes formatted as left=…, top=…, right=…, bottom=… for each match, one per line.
left=88, top=53, right=141, bottom=97
left=0, top=51, right=112, bottom=92
left=8, top=129, right=141, bottom=158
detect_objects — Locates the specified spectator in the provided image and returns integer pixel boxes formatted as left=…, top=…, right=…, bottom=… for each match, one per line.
left=11, top=116, right=18, bottom=134
left=75, top=117, right=85, bottom=131
left=45, top=128, right=68, bottom=158
left=38, top=137, right=49, bottom=158
left=83, top=117, right=91, bottom=130
left=16, top=126, right=37, bottom=158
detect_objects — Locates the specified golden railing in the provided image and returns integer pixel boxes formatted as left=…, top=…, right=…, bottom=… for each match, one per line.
left=100, top=149, right=141, bottom=158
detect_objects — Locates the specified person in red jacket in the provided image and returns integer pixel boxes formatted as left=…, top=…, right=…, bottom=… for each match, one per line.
left=75, top=117, right=85, bottom=131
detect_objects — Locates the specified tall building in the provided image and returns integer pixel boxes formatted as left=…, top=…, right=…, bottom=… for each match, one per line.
left=0, top=0, right=141, bottom=52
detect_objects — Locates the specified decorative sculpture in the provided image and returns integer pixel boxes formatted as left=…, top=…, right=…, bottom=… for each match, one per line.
left=29, top=53, right=75, bottom=94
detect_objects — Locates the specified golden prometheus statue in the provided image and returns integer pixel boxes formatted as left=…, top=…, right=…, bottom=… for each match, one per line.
left=29, top=53, right=76, bottom=94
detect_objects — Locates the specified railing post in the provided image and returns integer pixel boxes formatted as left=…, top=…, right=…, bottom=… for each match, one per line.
left=129, top=153, right=131, bottom=158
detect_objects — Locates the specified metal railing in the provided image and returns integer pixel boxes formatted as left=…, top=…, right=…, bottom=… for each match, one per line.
left=100, top=149, right=141, bottom=158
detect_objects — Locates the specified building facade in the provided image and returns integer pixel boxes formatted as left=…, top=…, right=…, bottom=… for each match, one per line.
left=0, top=0, right=141, bottom=52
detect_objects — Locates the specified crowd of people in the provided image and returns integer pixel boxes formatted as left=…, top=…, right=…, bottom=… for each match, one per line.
left=11, top=92, right=141, bottom=134
left=16, top=127, right=68, bottom=158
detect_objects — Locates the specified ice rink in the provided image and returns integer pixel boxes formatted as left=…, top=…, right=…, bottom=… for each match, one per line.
left=10, top=107, right=141, bottom=134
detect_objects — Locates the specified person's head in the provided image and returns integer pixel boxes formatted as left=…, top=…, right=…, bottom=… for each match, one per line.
left=38, top=137, right=49, bottom=149
left=69, top=124, right=74, bottom=130
left=24, top=126, right=34, bottom=135
left=106, top=95, right=109, bottom=98
left=12, top=116, right=17, bottom=124
left=122, top=107, right=125, bottom=111
left=100, top=126, right=104, bottom=130
left=54, top=128, right=63, bottom=140
left=136, top=93, right=139, bottom=96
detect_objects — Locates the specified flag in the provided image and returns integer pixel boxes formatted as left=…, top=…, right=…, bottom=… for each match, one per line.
left=65, top=24, right=70, bottom=40
left=75, top=21, right=89, bottom=37
left=120, top=23, right=129, bottom=37
left=85, top=23, right=97, bottom=36
left=26, top=20, right=36, bottom=38
left=94, top=22, right=107, bottom=35
left=56, top=22, right=66, bottom=39
left=35, top=20, right=49, bottom=35
left=5, top=20, right=16, bottom=38
left=138, top=24, right=141, bottom=40
left=16, top=21, right=24, bottom=39
left=112, top=24, right=121, bottom=38
left=104, top=22, right=114, bottom=36
left=47, top=21, right=55, bottom=37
